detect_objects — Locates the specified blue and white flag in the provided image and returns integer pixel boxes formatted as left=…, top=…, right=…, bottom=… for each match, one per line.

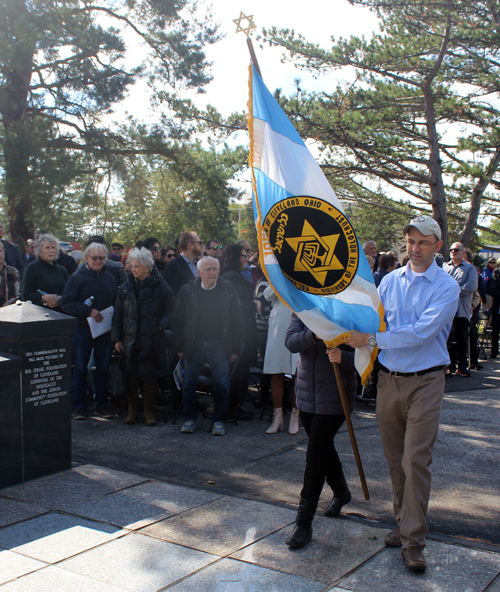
left=248, top=65, right=385, bottom=382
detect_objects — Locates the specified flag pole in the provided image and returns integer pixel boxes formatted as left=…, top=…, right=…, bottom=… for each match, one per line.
left=233, top=12, right=262, bottom=77
left=247, top=37, right=262, bottom=78
left=332, top=361, right=370, bottom=501
left=238, top=10, right=370, bottom=502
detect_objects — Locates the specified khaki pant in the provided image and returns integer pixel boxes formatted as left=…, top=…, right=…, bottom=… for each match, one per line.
left=376, top=369, right=445, bottom=549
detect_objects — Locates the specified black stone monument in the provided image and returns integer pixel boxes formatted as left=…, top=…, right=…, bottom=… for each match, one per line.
left=0, top=301, right=77, bottom=487
left=0, top=353, right=23, bottom=488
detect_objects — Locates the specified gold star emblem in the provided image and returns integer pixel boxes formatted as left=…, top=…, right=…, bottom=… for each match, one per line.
left=233, top=12, right=257, bottom=37
left=286, top=220, right=344, bottom=286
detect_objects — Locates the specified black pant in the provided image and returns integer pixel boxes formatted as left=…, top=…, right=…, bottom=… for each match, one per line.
left=127, top=350, right=157, bottom=385
left=299, top=411, right=345, bottom=501
left=469, top=316, right=479, bottom=365
left=448, top=316, right=469, bottom=372
left=492, top=311, right=500, bottom=356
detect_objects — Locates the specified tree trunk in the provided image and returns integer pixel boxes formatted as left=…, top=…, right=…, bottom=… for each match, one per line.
left=0, top=2, right=36, bottom=246
left=422, top=81, right=449, bottom=256
left=460, top=146, right=500, bottom=247
left=3, top=123, right=35, bottom=246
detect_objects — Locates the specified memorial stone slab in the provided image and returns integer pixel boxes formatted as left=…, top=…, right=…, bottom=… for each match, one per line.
left=0, top=353, right=23, bottom=488
left=0, top=302, right=77, bottom=486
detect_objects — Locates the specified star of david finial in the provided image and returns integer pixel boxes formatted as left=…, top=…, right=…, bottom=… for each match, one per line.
left=233, top=12, right=257, bottom=37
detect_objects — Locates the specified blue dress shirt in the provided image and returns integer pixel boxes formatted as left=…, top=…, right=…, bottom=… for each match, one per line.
left=376, top=260, right=460, bottom=372
left=180, top=253, right=198, bottom=277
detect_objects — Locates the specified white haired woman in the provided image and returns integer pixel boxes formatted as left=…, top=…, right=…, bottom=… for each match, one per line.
left=0, top=240, right=21, bottom=306
left=111, top=247, right=176, bottom=426
left=21, top=234, right=68, bottom=311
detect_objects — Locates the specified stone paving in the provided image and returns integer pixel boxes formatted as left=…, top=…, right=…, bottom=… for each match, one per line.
left=1, top=464, right=500, bottom=591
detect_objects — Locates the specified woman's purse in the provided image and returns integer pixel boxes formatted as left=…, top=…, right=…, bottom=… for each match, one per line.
left=108, top=350, right=128, bottom=404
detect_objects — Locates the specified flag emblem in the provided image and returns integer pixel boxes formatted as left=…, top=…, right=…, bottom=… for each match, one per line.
left=263, top=197, right=359, bottom=295
left=248, top=64, right=385, bottom=382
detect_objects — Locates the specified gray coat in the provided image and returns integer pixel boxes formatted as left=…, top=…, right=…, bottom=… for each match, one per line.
left=285, top=313, right=357, bottom=416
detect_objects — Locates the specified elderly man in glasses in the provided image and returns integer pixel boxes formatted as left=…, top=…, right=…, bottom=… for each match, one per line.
left=75, top=236, right=126, bottom=286
left=61, top=243, right=118, bottom=420
left=443, top=242, right=478, bottom=376
left=346, top=216, right=459, bottom=573
left=173, top=256, right=242, bottom=436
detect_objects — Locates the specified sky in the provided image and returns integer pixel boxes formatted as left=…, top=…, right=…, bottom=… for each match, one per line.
left=195, top=0, right=380, bottom=115
left=112, top=0, right=381, bottom=202
left=122, top=0, right=380, bottom=122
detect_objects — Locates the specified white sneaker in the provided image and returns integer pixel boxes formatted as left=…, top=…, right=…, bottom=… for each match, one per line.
left=181, top=420, right=197, bottom=433
left=212, top=421, right=225, bottom=436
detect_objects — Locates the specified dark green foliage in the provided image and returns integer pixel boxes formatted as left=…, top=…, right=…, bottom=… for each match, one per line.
left=260, top=0, right=500, bottom=252
left=0, top=0, right=220, bottom=245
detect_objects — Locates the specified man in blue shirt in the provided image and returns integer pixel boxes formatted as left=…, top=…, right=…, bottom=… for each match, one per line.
left=443, top=243, right=477, bottom=376
left=347, top=216, right=459, bottom=573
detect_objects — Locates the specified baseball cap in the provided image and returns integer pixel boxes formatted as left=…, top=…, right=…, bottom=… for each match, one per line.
left=403, top=216, right=442, bottom=240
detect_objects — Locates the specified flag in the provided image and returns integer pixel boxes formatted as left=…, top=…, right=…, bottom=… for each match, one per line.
left=248, top=65, right=385, bottom=383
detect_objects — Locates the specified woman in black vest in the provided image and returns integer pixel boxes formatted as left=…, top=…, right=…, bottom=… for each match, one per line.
left=284, top=313, right=357, bottom=549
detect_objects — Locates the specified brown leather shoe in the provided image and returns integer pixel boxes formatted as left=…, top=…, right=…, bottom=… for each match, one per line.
left=402, top=546, right=427, bottom=572
left=385, top=527, right=401, bottom=547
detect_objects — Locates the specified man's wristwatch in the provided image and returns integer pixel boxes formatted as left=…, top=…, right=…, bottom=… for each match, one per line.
left=367, top=333, right=377, bottom=347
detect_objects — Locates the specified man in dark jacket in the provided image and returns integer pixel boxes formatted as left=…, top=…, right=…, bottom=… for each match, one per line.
left=61, top=243, right=117, bottom=420
left=173, top=257, right=242, bottom=436
left=23, top=239, right=37, bottom=266
left=0, top=220, right=24, bottom=276
left=164, top=231, right=201, bottom=297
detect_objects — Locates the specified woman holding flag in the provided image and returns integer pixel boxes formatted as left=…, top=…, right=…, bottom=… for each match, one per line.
left=284, top=314, right=357, bottom=549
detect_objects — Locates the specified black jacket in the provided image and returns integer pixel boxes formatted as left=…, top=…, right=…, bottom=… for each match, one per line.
left=1, top=239, right=24, bottom=276
left=61, top=264, right=117, bottom=327
left=373, top=267, right=389, bottom=288
left=111, top=269, right=176, bottom=358
left=285, top=313, right=356, bottom=416
left=221, top=269, right=258, bottom=352
left=57, top=251, right=78, bottom=275
left=21, top=258, right=69, bottom=310
left=164, top=254, right=195, bottom=298
left=173, top=277, right=243, bottom=361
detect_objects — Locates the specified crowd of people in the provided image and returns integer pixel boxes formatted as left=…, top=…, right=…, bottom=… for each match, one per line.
left=0, top=215, right=496, bottom=573
left=0, top=223, right=299, bottom=434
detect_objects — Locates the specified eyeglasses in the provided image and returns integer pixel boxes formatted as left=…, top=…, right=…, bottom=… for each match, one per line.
left=406, top=239, right=437, bottom=248
left=89, top=256, right=106, bottom=261
left=166, top=253, right=176, bottom=258
left=208, top=245, right=222, bottom=250
left=450, top=248, right=462, bottom=253
left=244, top=248, right=252, bottom=252
left=152, top=247, right=161, bottom=252
left=112, top=247, right=121, bottom=251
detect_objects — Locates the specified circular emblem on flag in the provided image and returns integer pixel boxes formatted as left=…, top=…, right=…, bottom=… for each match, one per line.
left=263, top=197, right=359, bottom=295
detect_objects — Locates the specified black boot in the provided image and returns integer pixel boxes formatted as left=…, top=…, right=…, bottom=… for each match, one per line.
left=286, top=498, right=317, bottom=549
left=324, top=473, right=351, bottom=517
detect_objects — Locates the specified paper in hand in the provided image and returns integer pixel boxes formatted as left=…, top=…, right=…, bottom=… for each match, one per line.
left=87, top=306, right=114, bottom=338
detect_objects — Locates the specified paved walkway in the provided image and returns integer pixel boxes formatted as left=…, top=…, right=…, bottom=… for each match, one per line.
left=1, top=463, right=500, bottom=591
